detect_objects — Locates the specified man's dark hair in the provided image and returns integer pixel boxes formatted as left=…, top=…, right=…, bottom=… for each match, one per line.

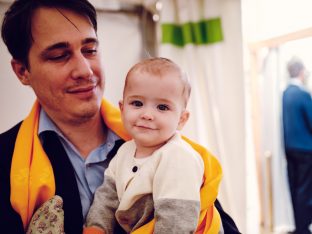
left=1, top=0, right=97, bottom=68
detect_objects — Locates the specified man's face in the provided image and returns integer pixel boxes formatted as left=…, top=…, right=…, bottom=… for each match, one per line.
left=20, top=7, right=104, bottom=125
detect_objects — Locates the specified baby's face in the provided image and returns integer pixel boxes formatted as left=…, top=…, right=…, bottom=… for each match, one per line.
left=120, top=70, right=188, bottom=149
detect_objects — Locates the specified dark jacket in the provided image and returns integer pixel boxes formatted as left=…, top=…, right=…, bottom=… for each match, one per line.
left=282, top=84, right=312, bottom=152
left=0, top=122, right=124, bottom=234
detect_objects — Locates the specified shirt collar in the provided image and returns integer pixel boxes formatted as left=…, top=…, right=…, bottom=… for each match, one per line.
left=289, top=77, right=304, bottom=87
left=38, top=109, right=63, bottom=137
left=38, top=108, right=120, bottom=145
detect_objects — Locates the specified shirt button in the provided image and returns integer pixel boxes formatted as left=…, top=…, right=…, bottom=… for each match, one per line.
left=132, top=166, right=138, bottom=173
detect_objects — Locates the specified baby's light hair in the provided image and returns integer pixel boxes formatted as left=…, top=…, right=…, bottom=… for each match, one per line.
left=124, top=57, right=191, bottom=107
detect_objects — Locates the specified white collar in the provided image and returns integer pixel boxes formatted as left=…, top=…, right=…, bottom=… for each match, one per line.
left=289, top=78, right=303, bottom=87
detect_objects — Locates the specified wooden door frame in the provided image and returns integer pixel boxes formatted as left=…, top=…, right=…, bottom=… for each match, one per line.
left=248, top=27, right=312, bottom=231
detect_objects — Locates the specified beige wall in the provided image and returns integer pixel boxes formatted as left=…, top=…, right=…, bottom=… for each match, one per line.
left=0, top=2, right=36, bottom=133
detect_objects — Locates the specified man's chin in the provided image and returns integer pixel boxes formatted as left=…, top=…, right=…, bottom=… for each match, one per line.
left=70, top=106, right=100, bottom=124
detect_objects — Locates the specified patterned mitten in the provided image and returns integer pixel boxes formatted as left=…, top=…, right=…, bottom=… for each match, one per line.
left=26, top=195, right=65, bottom=234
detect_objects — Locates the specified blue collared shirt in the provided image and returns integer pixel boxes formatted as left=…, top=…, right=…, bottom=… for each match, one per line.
left=38, top=109, right=120, bottom=220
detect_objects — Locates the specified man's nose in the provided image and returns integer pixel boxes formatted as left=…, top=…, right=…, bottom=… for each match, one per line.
left=71, top=53, right=93, bottom=79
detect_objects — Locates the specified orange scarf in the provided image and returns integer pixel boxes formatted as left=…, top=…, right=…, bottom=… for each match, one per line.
left=11, top=99, right=222, bottom=233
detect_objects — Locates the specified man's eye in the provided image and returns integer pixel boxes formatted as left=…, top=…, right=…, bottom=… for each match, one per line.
left=48, top=53, right=70, bottom=61
left=83, top=49, right=97, bottom=56
left=130, top=100, right=143, bottom=107
left=157, top=104, right=169, bottom=111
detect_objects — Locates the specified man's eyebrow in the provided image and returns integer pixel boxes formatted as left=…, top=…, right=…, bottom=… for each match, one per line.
left=40, top=38, right=98, bottom=58
left=42, top=42, right=69, bottom=52
left=82, top=38, right=99, bottom=45
left=40, top=42, right=69, bottom=58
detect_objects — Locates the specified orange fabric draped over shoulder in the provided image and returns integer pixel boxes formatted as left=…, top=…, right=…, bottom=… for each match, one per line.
left=11, top=99, right=222, bottom=233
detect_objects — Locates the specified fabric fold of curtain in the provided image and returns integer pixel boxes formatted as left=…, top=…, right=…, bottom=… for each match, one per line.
left=162, top=17, right=223, bottom=46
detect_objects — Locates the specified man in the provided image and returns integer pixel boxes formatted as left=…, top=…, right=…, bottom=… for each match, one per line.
left=0, top=0, right=239, bottom=233
left=282, top=57, right=312, bottom=234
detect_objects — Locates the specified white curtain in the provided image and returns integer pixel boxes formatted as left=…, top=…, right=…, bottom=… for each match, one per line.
left=159, top=0, right=245, bottom=232
left=259, top=48, right=294, bottom=232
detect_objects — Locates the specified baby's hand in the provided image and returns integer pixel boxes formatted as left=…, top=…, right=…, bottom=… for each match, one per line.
left=83, top=226, right=106, bottom=234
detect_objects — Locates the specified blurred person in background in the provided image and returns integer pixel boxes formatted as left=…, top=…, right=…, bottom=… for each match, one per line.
left=282, top=56, right=312, bottom=234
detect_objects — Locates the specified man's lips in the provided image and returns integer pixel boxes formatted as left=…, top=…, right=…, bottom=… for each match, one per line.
left=67, top=84, right=96, bottom=93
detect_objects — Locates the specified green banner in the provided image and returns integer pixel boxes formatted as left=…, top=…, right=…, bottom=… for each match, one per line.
left=162, top=18, right=223, bottom=47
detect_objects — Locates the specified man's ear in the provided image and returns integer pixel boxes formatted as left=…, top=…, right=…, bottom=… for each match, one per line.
left=11, top=59, right=30, bottom=85
left=177, top=110, right=190, bottom=130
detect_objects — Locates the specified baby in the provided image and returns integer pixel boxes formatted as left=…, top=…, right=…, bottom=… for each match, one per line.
left=84, top=57, right=204, bottom=233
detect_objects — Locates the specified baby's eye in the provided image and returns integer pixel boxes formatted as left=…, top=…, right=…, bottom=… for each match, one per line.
left=130, top=100, right=143, bottom=107
left=157, top=104, right=169, bottom=111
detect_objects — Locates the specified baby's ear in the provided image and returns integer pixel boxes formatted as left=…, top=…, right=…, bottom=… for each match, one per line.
left=119, top=100, right=124, bottom=111
left=177, top=110, right=190, bottom=130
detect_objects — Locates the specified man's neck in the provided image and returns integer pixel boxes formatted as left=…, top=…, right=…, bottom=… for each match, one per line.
left=53, top=113, right=107, bottom=158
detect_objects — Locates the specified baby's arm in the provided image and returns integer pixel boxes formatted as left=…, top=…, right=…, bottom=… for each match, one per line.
left=84, top=160, right=119, bottom=234
left=153, top=143, right=204, bottom=234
